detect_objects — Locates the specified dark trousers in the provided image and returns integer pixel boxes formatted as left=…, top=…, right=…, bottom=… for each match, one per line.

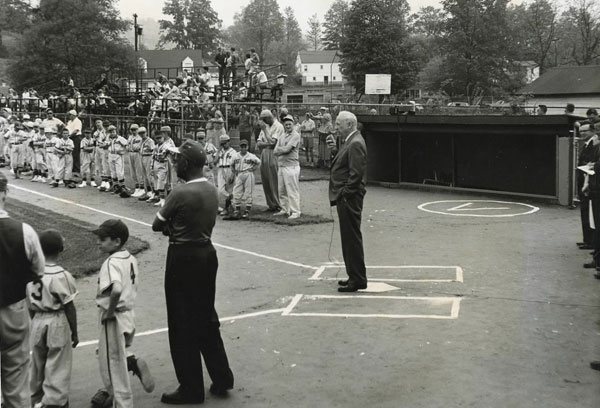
left=218, top=67, right=225, bottom=85
left=578, top=172, right=595, bottom=244
left=336, top=193, right=367, bottom=286
left=164, top=243, right=234, bottom=394
left=71, top=134, right=82, bottom=174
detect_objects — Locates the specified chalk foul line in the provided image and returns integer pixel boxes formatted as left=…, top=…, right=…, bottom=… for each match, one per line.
left=8, top=183, right=318, bottom=271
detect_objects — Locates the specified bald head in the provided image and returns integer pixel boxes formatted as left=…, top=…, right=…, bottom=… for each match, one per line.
left=335, top=111, right=358, bottom=139
left=260, top=109, right=273, bottom=119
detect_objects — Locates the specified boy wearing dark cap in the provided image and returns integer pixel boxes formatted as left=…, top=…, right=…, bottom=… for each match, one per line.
left=27, top=229, right=78, bottom=408
left=93, top=219, right=155, bottom=408
left=227, top=139, right=261, bottom=220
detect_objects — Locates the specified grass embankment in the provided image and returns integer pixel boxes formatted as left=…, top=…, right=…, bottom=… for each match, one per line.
left=6, top=199, right=149, bottom=278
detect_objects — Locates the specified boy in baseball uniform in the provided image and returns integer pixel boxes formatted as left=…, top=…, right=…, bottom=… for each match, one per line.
left=26, top=229, right=78, bottom=408
left=44, top=129, right=59, bottom=183
left=149, top=126, right=175, bottom=207
left=215, top=134, right=236, bottom=215
left=197, top=129, right=217, bottom=185
left=226, top=139, right=260, bottom=220
left=78, top=129, right=96, bottom=187
left=94, top=120, right=110, bottom=191
left=93, top=219, right=155, bottom=408
left=136, top=127, right=155, bottom=201
left=107, top=125, right=128, bottom=195
left=127, top=124, right=143, bottom=197
left=53, top=129, right=75, bottom=188
left=31, top=124, right=48, bottom=183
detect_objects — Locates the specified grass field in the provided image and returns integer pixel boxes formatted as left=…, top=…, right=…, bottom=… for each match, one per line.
left=6, top=199, right=149, bottom=278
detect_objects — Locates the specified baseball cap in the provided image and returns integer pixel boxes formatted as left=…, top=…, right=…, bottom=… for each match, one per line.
left=137, top=126, right=147, bottom=133
left=239, top=139, right=248, bottom=146
left=22, top=114, right=30, bottom=120
left=170, top=140, right=207, bottom=166
left=83, top=128, right=92, bottom=134
left=282, top=115, right=294, bottom=122
left=39, top=229, right=64, bottom=256
left=107, top=125, right=116, bottom=131
left=92, top=219, right=129, bottom=244
left=130, top=123, right=139, bottom=130
left=46, top=109, right=53, bottom=114
left=0, top=107, right=11, bottom=114
left=0, top=172, right=7, bottom=192
left=196, top=129, right=206, bottom=139
left=211, top=117, right=224, bottom=124
left=67, top=110, right=77, bottom=116
left=160, top=125, right=171, bottom=133
left=219, top=134, right=230, bottom=143
left=259, top=109, right=272, bottom=118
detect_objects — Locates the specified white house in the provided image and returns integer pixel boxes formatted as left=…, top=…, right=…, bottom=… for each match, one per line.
left=296, top=50, right=344, bottom=86
left=519, top=65, right=600, bottom=116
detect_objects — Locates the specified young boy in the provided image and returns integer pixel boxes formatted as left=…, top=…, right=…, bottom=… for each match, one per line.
left=93, top=219, right=154, bottom=408
left=215, top=134, right=236, bottom=215
left=106, top=125, right=128, bottom=194
left=26, top=229, right=78, bottom=408
left=53, top=128, right=75, bottom=188
left=44, top=128, right=59, bottom=184
left=226, top=139, right=260, bottom=220
left=136, top=127, right=155, bottom=201
left=78, top=129, right=96, bottom=187
left=149, top=127, right=174, bottom=207
left=31, top=125, right=48, bottom=183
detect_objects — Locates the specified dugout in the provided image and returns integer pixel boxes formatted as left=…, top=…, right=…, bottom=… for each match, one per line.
left=357, top=114, right=580, bottom=205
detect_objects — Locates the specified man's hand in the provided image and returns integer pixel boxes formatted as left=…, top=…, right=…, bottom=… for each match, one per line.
left=71, top=333, right=79, bottom=348
left=326, top=134, right=336, bottom=148
left=258, top=120, right=267, bottom=130
left=102, top=311, right=115, bottom=323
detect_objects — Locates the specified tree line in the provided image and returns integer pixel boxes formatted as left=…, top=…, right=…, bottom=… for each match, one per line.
left=1, top=0, right=599, bottom=102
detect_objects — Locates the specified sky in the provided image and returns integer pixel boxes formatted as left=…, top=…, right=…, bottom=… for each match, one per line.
left=118, top=0, right=445, bottom=31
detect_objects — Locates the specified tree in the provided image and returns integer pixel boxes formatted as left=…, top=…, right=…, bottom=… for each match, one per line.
left=410, top=6, right=446, bottom=38
left=271, top=7, right=305, bottom=77
left=158, top=0, right=222, bottom=54
left=306, top=14, right=321, bottom=51
left=559, top=0, right=600, bottom=65
left=238, top=0, right=284, bottom=63
left=7, top=0, right=134, bottom=91
left=322, top=0, right=349, bottom=50
left=507, top=0, right=557, bottom=73
left=0, top=0, right=32, bottom=56
left=439, top=0, right=514, bottom=102
left=340, top=0, right=417, bottom=98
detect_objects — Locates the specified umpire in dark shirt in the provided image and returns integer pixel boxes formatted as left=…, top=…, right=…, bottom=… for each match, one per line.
left=152, top=140, right=234, bottom=404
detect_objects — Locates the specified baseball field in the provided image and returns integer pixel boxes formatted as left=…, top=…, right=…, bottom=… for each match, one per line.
left=3, top=168, right=599, bottom=407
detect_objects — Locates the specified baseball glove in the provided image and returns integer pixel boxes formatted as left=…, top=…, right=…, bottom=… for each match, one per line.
left=91, top=388, right=113, bottom=408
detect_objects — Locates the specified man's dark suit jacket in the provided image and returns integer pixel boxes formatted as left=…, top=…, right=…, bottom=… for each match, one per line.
left=328, top=130, right=367, bottom=204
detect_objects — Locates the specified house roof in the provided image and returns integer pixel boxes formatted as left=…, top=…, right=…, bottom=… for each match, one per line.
left=519, top=65, right=600, bottom=95
left=137, top=49, right=204, bottom=69
left=298, top=50, right=341, bottom=64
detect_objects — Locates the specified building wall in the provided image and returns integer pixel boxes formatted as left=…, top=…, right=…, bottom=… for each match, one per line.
left=299, top=62, right=343, bottom=86
left=529, top=95, right=600, bottom=116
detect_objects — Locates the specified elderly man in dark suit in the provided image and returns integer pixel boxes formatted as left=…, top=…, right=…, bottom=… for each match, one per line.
left=327, top=111, right=368, bottom=292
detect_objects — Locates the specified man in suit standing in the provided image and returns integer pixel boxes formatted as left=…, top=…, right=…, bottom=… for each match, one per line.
left=327, top=111, right=368, bottom=292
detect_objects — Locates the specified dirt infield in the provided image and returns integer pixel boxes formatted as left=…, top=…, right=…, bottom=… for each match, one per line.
left=3, top=168, right=599, bottom=407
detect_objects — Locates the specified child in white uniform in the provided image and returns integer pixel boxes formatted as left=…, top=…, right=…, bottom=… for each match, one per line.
left=26, top=229, right=78, bottom=408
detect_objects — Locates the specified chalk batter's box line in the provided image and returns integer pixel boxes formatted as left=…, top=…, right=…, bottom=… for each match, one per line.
left=309, top=265, right=464, bottom=283
left=282, top=294, right=462, bottom=320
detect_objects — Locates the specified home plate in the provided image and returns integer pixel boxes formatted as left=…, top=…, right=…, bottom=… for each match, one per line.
left=360, top=282, right=399, bottom=293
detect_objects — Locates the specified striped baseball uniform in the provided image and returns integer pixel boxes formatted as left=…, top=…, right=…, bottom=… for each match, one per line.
left=80, top=136, right=95, bottom=180
left=54, top=137, right=74, bottom=181
left=138, top=136, right=155, bottom=191
left=108, top=135, right=128, bottom=181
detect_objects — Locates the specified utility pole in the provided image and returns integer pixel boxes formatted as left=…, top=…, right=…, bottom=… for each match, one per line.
left=134, top=14, right=141, bottom=94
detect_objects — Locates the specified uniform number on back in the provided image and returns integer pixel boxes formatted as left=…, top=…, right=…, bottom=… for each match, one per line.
left=31, top=281, right=43, bottom=301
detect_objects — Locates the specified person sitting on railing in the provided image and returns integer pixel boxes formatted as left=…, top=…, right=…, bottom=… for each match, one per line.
left=254, top=70, right=269, bottom=97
